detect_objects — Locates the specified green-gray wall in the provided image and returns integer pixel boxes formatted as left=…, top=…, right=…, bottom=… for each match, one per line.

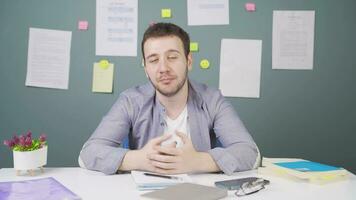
left=1, top=0, right=355, bottom=173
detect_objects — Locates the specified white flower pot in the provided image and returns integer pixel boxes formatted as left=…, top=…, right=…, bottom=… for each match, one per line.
left=13, top=146, right=48, bottom=171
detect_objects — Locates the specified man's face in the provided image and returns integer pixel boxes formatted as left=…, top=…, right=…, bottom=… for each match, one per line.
left=143, top=36, right=192, bottom=97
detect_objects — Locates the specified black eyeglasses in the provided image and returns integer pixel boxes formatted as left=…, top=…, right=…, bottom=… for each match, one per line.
left=235, top=178, right=270, bottom=196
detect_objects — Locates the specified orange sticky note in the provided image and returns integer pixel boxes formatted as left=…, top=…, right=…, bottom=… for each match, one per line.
left=245, top=3, right=256, bottom=12
left=78, top=21, right=88, bottom=30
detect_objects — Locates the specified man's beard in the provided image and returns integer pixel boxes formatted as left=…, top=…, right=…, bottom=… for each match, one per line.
left=148, top=68, right=188, bottom=97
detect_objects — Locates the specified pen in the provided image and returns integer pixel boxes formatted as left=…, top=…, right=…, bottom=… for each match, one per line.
left=143, top=172, right=182, bottom=180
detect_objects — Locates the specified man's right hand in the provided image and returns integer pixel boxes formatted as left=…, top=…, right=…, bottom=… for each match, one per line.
left=119, top=134, right=172, bottom=171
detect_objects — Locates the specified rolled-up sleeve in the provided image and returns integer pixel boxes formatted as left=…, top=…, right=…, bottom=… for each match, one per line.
left=207, top=91, right=259, bottom=175
left=79, top=94, right=133, bottom=175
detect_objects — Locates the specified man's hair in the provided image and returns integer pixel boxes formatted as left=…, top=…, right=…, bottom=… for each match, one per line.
left=141, top=23, right=190, bottom=61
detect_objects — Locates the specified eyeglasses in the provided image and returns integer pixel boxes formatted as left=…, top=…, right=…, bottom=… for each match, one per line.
left=235, top=178, right=270, bottom=197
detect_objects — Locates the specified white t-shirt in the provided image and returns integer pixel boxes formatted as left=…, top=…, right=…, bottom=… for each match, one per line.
left=161, top=105, right=190, bottom=148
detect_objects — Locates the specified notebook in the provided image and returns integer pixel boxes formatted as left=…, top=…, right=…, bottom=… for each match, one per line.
left=131, top=170, right=192, bottom=190
left=141, top=183, right=227, bottom=200
left=0, top=177, right=81, bottom=200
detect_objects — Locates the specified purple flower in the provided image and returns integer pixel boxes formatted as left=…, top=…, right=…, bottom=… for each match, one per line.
left=39, top=134, right=47, bottom=142
left=3, top=140, right=15, bottom=148
left=12, top=135, right=20, bottom=145
left=19, top=135, right=26, bottom=147
left=25, top=137, right=32, bottom=147
left=26, top=131, right=32, bottom=139
left=4, top=131, right=48, bottom=151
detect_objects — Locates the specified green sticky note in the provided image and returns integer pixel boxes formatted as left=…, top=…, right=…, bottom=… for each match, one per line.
left=92, top=62, right=114, bottom=93
left=190, top=42, right=199, bottom=52
left=161, top=9, right=171, bottom=18
left=200, top=59, right=210, bottom=69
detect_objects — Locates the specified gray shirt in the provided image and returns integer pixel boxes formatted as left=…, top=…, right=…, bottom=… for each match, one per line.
left=79, top=80, right=259, bottom=175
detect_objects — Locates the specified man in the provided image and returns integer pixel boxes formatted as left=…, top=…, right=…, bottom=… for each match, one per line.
left=79, top=23, right=259, bottom=175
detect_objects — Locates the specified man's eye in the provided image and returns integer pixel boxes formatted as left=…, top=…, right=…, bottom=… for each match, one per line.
left=149, top=59, right=158, bottom=63
left=168, top=56, right=177, bottom=60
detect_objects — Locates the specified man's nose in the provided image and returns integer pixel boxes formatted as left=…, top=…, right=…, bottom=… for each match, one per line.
left=158, top=58, right=169, bottom=73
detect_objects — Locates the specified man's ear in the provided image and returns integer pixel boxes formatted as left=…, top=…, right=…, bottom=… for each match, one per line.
left=187, top=52, right=193, bottom=71
left=143, top=61, right=149, bottom=78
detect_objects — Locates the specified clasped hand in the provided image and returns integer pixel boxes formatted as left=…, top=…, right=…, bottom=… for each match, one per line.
left=141, top=131, right=200, bottom=174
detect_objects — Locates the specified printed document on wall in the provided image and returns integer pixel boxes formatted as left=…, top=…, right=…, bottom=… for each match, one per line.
left=25, top=28, right=72, bottom=90
left=187, top=0, right=229, bottom=26
left=219, top=39, right=262, bottom=98
left=272, top=10, right=315, bottom=70
left=96, top=0, right=138, bottom=56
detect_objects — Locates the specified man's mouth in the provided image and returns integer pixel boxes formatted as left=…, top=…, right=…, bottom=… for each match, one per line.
left=159, top=77, right=175, bottom=84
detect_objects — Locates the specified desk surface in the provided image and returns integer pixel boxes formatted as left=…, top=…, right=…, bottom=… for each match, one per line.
left=0, top=168, right=355, bottom=200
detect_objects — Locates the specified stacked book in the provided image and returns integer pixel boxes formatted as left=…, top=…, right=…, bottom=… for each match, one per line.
left=259, top=157, right=350, bottom=184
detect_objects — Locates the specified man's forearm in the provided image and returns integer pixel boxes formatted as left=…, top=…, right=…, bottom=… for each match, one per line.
left=118, top=150, right=141, bottom=171
left=194, top=152, right=220, bottom=173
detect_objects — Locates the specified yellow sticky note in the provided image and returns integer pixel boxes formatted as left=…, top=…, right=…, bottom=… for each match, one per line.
left=161, top=9, right=171, bottom=18
left=200, top=59, right=210, bottom=69
left=92, top=62, right=114, bottom=93
left=190, top=42, right=199, bottom=52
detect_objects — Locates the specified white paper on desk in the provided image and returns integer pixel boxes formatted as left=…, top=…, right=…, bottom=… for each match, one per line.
left=25, top=28, right=72, bottom=90
left=272, top=10, right=315, bottom=70
left=219, top=39, right=262, bottom=98
left=187, top=0, right=229, bottom=26
left=96, top=0, right=138, bottom=56
left=131, top=171, right=192, bottom=190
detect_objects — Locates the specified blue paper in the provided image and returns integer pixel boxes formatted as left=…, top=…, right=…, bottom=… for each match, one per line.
left=275, top=161, right=341, bottom=172
left=0, top=177, right=80, bottom=200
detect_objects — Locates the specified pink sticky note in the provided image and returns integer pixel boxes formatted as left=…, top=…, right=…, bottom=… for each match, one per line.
left=245, top=3, right=256, bottom=12
left=78, top=21, right=88, bottom=30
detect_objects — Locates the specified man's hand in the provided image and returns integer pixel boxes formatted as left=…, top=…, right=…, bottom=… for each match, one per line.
left=147, top=131, right=220, bottom=174
left=119, top=134, right=172, bottom=171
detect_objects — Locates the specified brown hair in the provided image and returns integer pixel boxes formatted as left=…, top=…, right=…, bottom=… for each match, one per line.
left=141, top=23, right=190, bottom=61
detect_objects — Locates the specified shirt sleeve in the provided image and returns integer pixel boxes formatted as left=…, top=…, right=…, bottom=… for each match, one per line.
left=79, top=94, right=132, bottom=175
left=207, top=91, right=260, bottom=175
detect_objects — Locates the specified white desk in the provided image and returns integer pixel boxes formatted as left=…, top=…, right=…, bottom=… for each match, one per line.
left=0, top=168, right=355, bottom=200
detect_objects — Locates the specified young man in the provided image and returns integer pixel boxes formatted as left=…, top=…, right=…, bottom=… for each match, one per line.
left=79, top=23, right=259, bottom=175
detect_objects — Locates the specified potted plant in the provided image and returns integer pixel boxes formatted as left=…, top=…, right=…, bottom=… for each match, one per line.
left=3, top=131, right=47, bottom=176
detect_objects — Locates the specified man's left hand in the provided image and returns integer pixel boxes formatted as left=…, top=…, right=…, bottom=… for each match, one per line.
left=147, top=131, right=202, bottom=174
